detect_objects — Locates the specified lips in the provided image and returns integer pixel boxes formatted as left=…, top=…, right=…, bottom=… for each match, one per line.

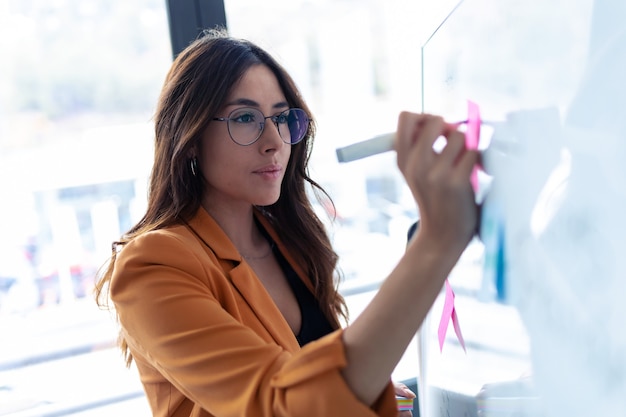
left=253, top=164, right=282, bottom=174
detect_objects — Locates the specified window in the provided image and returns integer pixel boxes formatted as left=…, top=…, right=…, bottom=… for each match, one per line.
left=0, top=1, right=171, bottom=414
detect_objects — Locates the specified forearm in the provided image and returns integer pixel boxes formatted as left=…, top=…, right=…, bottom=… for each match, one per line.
left=341, top=232, right=463, bottom=405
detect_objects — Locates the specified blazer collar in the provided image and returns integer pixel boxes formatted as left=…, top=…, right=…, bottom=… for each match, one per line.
left=185, top=206, right=304, bottom=352
left=184, top=206, right=311, bottom=290
left=184, top=206, right=241, bottom=262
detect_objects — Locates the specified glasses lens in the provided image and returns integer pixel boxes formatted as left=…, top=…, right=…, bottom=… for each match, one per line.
left=284, top=108, right=309, bottom=144
left=227, top=107, right=263, bottom=145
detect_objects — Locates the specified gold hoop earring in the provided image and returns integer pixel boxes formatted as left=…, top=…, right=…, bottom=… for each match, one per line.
left=190, top=158, right=198, bottom=177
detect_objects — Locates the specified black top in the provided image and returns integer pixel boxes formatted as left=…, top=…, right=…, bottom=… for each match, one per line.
left=255, top=218, right=334, bottom=346
left=273, top=246, right=334, bottom=346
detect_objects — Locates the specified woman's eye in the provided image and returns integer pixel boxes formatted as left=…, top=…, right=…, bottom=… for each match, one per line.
left=232, top=111, right=257, bottom=124
left=275, top=113, right=289, bottom=124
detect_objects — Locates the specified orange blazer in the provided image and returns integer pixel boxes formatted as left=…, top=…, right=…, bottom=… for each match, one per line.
left=110, top=207, right=397, bottom=417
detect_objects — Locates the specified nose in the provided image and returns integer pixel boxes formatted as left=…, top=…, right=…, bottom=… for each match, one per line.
left=258, top=119, right=284, bottom=152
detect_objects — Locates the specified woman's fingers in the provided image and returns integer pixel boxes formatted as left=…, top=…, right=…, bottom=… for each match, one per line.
left=435, top=128, right=480, bottom=183
left=393, top=381, right=416, bottom=399
left=394, top=111, right=479, bottom=249
left=394, top=113, right=444, bottom=173
left=395, top=112, right=478, bottom=193
left=455, top=148, right=481, bottom=182
left=413, top=115, right=446, bottom=157
left=394, top=381, right=416, bottom=417
left=437, top=128, right=465, bottom=167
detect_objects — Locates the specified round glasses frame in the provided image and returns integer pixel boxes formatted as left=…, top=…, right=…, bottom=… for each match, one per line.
left=212, top=107, right=310, bottom=146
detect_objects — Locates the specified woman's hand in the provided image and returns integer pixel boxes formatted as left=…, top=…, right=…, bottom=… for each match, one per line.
left=394, top=112, right=479, bottom=255
left=394, top=381, right=416, bottom=417
left=340, top=113, right=478, bottom=406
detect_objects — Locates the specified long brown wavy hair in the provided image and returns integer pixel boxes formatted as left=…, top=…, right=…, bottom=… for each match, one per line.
left=95, top=29, right=347, bottom=364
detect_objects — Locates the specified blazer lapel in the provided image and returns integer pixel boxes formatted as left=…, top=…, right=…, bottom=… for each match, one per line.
left=186, top=208, right=300, bottom=353
left=229, top=262, right=300, bottom=352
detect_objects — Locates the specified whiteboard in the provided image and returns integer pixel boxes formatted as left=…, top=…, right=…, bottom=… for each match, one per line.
left=419, top=0, right=626, bottom=416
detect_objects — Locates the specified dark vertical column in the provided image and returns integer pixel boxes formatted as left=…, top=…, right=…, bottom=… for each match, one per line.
left=165, top=0, right=228, bottom=58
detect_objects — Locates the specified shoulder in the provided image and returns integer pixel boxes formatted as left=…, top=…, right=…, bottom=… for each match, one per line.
left=118, top=226, right=205, bottom=266
left=121, top=225, right=201, bottom=256
left=111, top=224, right=225, bottom=292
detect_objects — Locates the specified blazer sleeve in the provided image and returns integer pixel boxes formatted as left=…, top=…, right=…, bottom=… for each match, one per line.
left=110, top=230, right=398, bottom=417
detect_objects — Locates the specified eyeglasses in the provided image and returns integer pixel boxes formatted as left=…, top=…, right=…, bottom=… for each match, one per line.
left=213, top=107, right=309, bottom=146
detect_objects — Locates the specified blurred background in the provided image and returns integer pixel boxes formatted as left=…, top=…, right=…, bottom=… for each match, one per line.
left=3, top=0, right=603, bottom=416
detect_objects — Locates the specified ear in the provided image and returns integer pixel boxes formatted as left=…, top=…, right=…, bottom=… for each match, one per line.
left=187, top=146, right=197, bottom=160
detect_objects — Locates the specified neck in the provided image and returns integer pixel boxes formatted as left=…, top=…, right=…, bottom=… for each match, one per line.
left=241, top=240, right=275, bottom=261
left=200, top=202, right=267, bottom=258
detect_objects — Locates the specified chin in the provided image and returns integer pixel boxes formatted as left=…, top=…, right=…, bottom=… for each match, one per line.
left=253, top=192, right=281, bottom=207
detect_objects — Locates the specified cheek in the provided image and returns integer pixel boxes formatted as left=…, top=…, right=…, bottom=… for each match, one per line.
left=199, top=140, right=237, bottom=185
left=282, top=145, right=293, bottom=166
left=201, top=151, right=238, bottom=187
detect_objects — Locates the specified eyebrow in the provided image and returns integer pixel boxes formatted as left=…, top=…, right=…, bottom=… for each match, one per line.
left=225, top=98, right=289, bottom=110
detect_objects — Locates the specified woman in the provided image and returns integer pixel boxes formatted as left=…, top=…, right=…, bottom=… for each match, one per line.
left=95, top=28, right=478, bottom=417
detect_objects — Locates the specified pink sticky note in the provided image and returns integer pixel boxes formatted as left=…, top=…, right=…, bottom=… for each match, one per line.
left=451, top=301, right=466, bottom=352
left=437, top=100, right=479, bottom=354
left=465, top=100, right=481, bottom=191
left=438, top=280, right=455, bottom=351
left=438, top=280, right=466, bottom=353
